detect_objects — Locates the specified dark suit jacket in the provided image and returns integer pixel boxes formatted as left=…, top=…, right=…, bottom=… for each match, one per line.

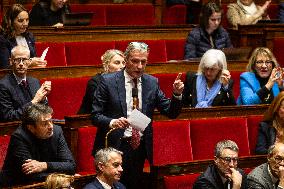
left=83, top=178, right=126, bottom=189
left=182, top=72, right=236, bottom=107
left=247, top=163, right=276, bottom=189
left=91, top=70, right=183, bottom=162
left=0, top=73, right=46, bottom=122
left=193, top=164, right=247, bottom=189
left=255, top=121, right=276, bottom=155
left=0, top=125, right=76, bottom=186
left=78, top=74, right=102, bottom=114
left=0, top=32, right=36, bottom=69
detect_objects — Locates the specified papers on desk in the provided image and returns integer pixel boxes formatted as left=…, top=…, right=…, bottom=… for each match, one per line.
left=128, top=109, right=151, bottom=132
left=40, top=47, right=49, bottom=61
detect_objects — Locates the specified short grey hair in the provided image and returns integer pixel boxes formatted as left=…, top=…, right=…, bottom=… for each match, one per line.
left=94, top=147, right=123, bottom=173
left=214, top=140, right=239, bottom=157
left=11, top=45, right=30, bottom=58
left=197, top=49, right=227, bottom=79
left=22, top=103, right=53, bottom=127
left=124, top=42, right=149, bottom=60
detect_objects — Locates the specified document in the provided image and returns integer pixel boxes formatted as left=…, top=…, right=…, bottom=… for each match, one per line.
left=40, top=47, right=49, bottom=61
left=128, top=109, right=151, bottom=132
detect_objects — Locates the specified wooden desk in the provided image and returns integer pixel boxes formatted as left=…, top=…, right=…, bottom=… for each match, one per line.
left=28, top=25, right=194, bottom=42
left=0, top=60, right=248, bottom=80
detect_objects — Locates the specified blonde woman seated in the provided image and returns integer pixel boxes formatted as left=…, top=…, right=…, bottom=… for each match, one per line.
left=78, top=49, right=125, bottom=114
left=227, top=0, right=271, bottom=29
left=255, top=92, right=284, bottom=154
left=46, top=173, right=74, bottom=189
left=238, top=47, right=281, bottom=105
left=182, top=49, right=236, bottom=108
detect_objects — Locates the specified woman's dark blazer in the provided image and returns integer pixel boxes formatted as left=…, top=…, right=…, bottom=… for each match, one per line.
left=182, top=72, right=236, bottom=107
left=255, top=121, right=276, bottom=155
left=0, top=32, right=36, bottom=69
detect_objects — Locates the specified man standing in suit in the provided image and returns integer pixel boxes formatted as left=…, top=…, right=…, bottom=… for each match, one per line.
left=193, top=140, right=247, bottom=189
left=248, top=142, right=284, bottom=189
left=84, top=148, right=125, bottom=189
left=92, top=42, right=184, bottom=189
left=0, top=45, right=51, bottom=122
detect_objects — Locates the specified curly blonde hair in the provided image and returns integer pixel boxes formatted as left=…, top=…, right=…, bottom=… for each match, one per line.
left=45, top=173, right=74, bottom=189
left=101, top=49, right=124, bottom=73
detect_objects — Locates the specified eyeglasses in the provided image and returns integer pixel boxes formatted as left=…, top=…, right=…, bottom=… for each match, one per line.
left=273, top=156, right=284, bottom=164
left=255, top=60, right=274, bottom=66
left=13, top=57, right=31, bottom=64
left=219, top=156, right=239, bottom=164
left=129, top=58, right=147, bottom=65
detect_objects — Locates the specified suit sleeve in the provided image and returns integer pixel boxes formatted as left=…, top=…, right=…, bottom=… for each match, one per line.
left=184, top=31, right=198, bottom=59
left=91, top=77, right=113, bottom=129
left=221, top=79, right=236, bottom=105
left=255, top=122, right=270, bottom=155
left=0, top=35, right=11, bottom=69
left=247, top=178, right=266, bottom=189
left=45, top=127, right=76, bottom=174
left=193, top=178, right=218, bottom=189
left=182, top=72, right=195, bottom=107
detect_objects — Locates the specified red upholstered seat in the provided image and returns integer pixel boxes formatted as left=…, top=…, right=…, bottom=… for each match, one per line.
left=222, top=4, right=229, bottom=29
left=115, top=40, right=167, bottom=63
left=247, top=115, right=264, bottom=155
left=152, top=73, right=186, bottom=98
left=35, top=42, right=67, bottom=67
left=65, top=41, right=115, bottom=66
left=273, top=38, right=284, bottom=67
left=230, top=71, right=242, bottom=102
left=163, top=5, right=187, bottom=25
left=41, top=77, right=90, bottom=119
left=190, top=117, right=250, bottom=160
left=105, top=4, right=155, bottom=26
left=164, top=173, right=200, bottom=189
left=267, top=4, right=279, bottom=19
left=0, top=135, right=10, bottom=170
left=76, top=126, right=97, bottom=174
left=153, top=120, right=192, bottom=166
left=69, top=4, right=106, bottom=26
left=166, top=39, right=186, bottom=61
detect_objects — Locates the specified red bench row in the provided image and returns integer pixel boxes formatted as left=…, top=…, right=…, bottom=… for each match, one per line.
left=40, top=71, right=242, bottom=119
left=35, top=39, right=186, bottom=67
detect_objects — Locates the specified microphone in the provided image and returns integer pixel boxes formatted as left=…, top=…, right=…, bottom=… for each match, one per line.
left=132, top=88, right=139, bottom=109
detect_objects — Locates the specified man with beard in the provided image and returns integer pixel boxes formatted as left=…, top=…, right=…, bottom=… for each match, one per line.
left=84, top=148, right=125, bottom=189
left=248, top=142, right=284, bottom=189
left=0, top=103, right=75, bottom=186
left=193, top=140, right=247, bottom=189
left=0, top=45, right=51, bottom=122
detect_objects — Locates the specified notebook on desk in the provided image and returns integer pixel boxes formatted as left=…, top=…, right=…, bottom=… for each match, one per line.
left=63, top=12, right=94, bottom=26
left=222, top=47, right=252, bottom=61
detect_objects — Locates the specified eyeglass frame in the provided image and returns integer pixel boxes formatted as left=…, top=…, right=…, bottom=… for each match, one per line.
left=255, top=60, right=274, bottom=66
left=12, top=57, right=31, bottom=65
left=272, top=155, right=284, bottom=164
left=218, top=156, right=239, bottom=164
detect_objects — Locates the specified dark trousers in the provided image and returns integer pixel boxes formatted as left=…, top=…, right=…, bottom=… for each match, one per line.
left=119, top=138, right=147, bottom=189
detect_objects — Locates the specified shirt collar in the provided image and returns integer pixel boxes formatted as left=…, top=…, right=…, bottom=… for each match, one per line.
left=13, top=73, right=26, bottom=85
left=96, top=177, right=112, bottom=189
left=124, top=70, right=141, bottom=83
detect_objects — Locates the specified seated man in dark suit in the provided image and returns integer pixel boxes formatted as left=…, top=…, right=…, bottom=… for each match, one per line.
left=0, top=45, right=51, bottom=122
left=248, top=142, right=284, bottom=189
left=92, top=41, right=184, bottom=189
left=0, top=103, right=76, bottom=186
left=84, top=147, right=125, bottom=189
left=193, top=140, right=247, bottom=189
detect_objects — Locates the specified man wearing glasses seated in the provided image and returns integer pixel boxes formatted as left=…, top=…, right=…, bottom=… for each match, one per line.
left=193, top=140, right=247, bottom=189
left=0, top=103, right=76, bottom=186
left=0, top=45, right=51, bottom=122
left=248, top=143, right=284, bottom=189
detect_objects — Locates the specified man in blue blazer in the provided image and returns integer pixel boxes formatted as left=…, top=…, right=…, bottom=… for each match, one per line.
left=92, top=42, right=184, bottom=189
left=0, top=45, right=51, bottom=122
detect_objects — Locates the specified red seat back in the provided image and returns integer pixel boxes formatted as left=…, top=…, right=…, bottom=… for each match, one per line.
left=163, top=5, right=187, bottom=25
left=105, top=4, right=155, bottom=26
left=0, top=135, right=10, bottom=170
left=164, top=173, right=200, bottom=189
left=152, top=73, right=186, bottom=98
left=190, top=117, right=250, bottom=160
left=247, top=115, right=264, bottom=155
left=70, top=4, right=106, bottom=26
left=153, top=120, right=192, bottom=166
left=115, top=40, right=167, bottom=63
left=65, top=41, right=115, bottom=66
left=35, top=42, right=67, bottom=67
left=166, top=39, right=186, bottom=61
left=42, top=77, right=90, bottom=119
left=76, top=126, right=97, bottom=174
